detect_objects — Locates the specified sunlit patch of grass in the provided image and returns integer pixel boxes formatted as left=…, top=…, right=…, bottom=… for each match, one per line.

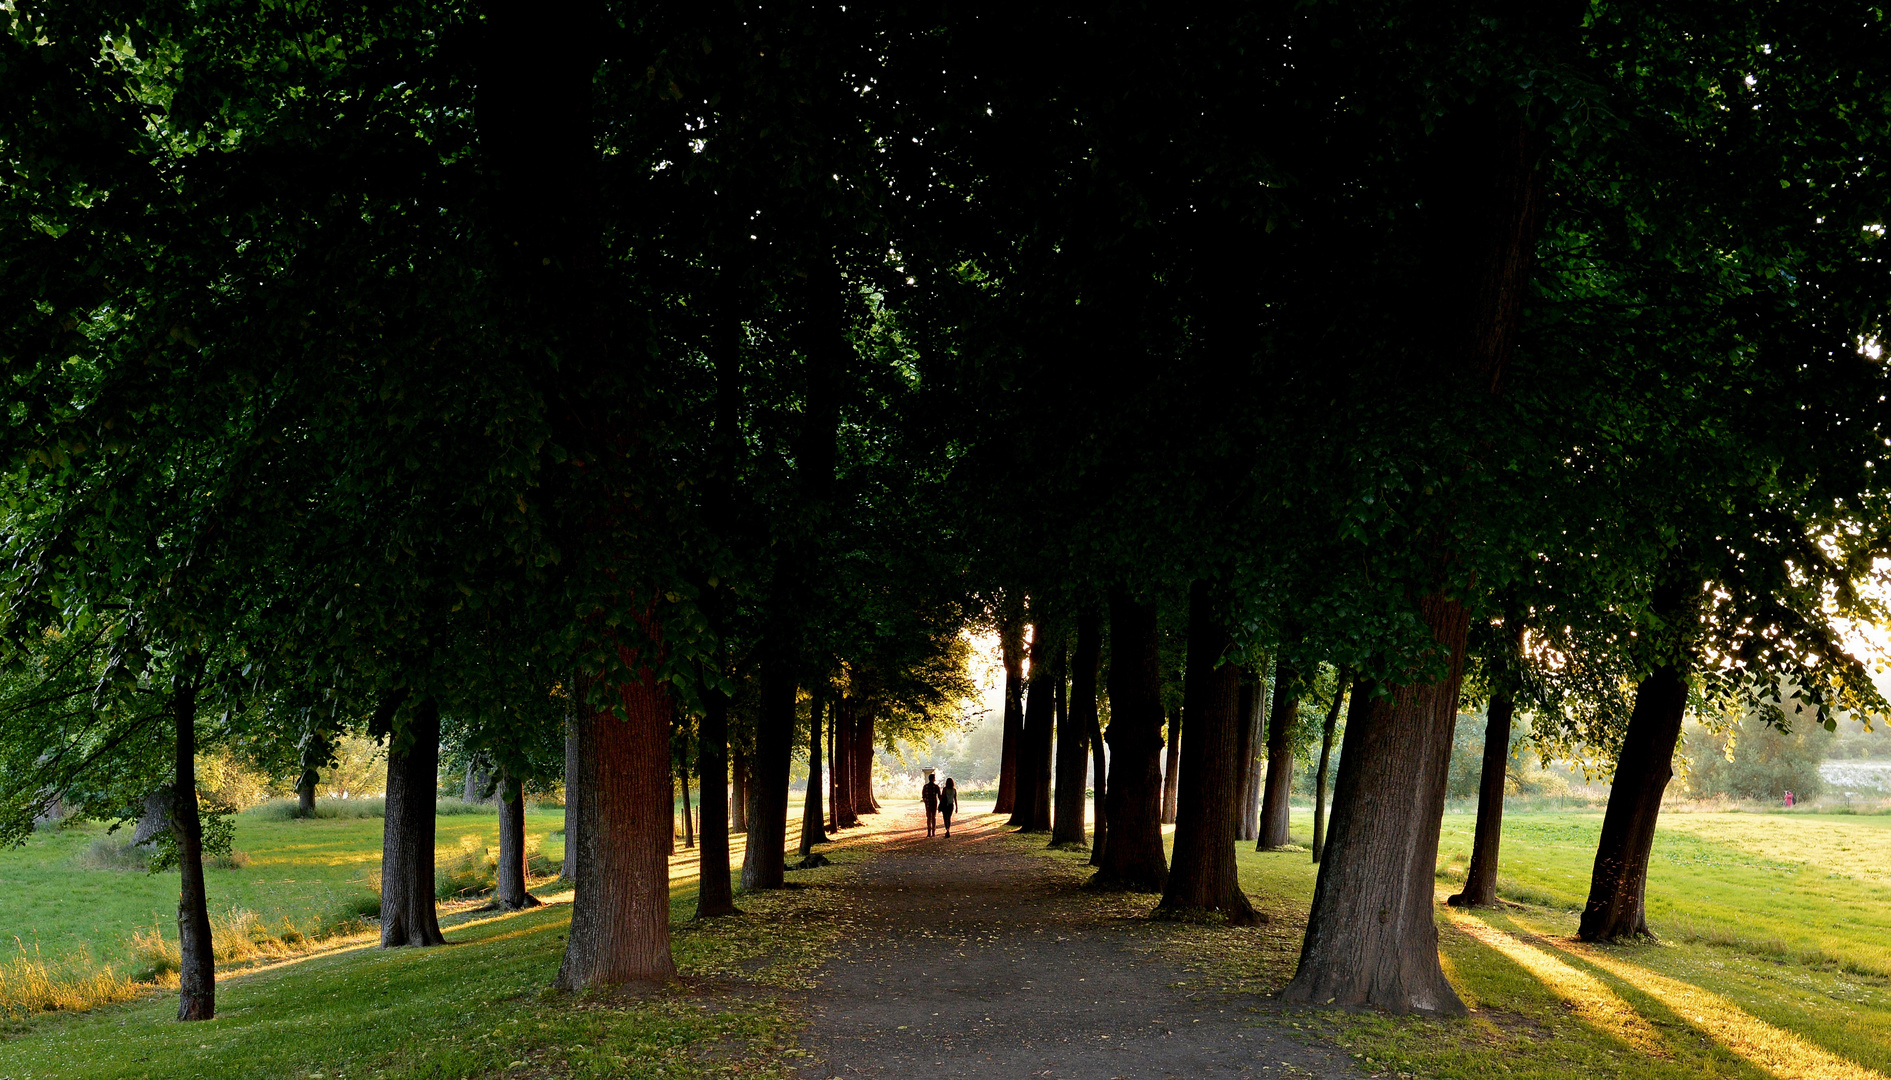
left=0, top=941, right=142, bottom=1021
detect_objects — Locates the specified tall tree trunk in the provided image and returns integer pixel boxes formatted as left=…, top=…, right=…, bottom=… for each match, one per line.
left=695, top=679, right=738, bottom=918
left=1449, top=661, right=1518, bottom=908
left=680, top=754, right=695, bottom=850
left=295, top=728, right=327, bottom=818
left=463, top=758, right=491, bottom=804
left=496, top=772, right=542, bottom=910
left=1282, top=595, right=1471, bottom=1015
left=556, top=658, right=677, bottom=987
left=1089, top=672, right=1109, bottom=868
left=993, top=614, right=1025, bottom=815
left=855, top=700, right=879, bottom=812
left=1015, top=619, right=1057, bottom=831
left=799, top=685, right=829, bottom=857
left=1159, top=706, right=1181, bottom=825
left=741, top=659, right=795, bottom=890
left=827, top=694, right=839, bottom=830
left=1258, top=657, right=1299, bottom=849
left=1579, top=664, right=1688, bottom=941
left=382, top=696, right=444, bottom=948
left=172, top=671, right=214, bottom=1022
left=730, top=745, right=749, bottom=835
left=1053, top=627, right=1092, bottom=847
left=1312, top=668, right=1350, bottom=865
left=1091, top=589, right=1168, bottom=892
left=1157, top=581, right=1259, bottom=923
left=1235, top=679, right=1260, bottom=842
left=836, top=696, right=859, bottom=828
left=562, top=712, right=580, bottom=879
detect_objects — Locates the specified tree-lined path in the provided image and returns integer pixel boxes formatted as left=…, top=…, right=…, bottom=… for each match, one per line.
left=799, top=805, right=1354, bottom=1080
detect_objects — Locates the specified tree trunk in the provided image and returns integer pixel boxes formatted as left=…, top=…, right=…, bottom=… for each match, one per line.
left=855, top=700, right=879, bottom=812
left=799, top=685, right=829, bottom=857
left=1053, top=624, right=1093, bottom=847
left=680, top=753, right=695, bottom=850
left=741, top=658, right=794, bottom=890
left=1091, top=589, right=1168, bottom=892
left=1015, top=620, right=1056, bottom=831
left=562, top=712, right=580, bottom=879
left=1089, top=675, right=1109, bottom=867
left=132, top=786, right=174, bottom=849
left=730, top=745, right=749, bottom=834
left=295, top=729, right=326, bottom=818
left=1235, top=678, right=1261, bottom=842
left=1448, top=692, right=1515, bottom=908
left=1258, top=658, right=1299, bottom=849
left=463, top=758, right=491, bottom=805
left=1282, top=595, right=1470, bottom=1015
left=381, top=695, right=444, bottom=948
left=1579, top=664, right=1688, bottom=941
left=1157, top=581, right=1260, bottom=922
left=496, top=772, right=542, bottom=910
left=827, top=694, right=840, bottom=830
left=835, top=696, right=859, bottom=828
left=1159, top=706, right=1181, bottom=825
left=1312, top=668, right=1350, bottom=865
left=694, top=678, right=738, bottom=919
left=172, top=672, right=214, bottom=1021
left=556, top=659, right=677, bottom=987
left=993, top=614, right=1025, bottom=815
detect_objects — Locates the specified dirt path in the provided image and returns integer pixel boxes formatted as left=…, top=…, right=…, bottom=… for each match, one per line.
left=797, top=804, right=1356, bottom=1080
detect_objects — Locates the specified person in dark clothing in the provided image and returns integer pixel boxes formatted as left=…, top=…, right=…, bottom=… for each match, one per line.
left=921, top=775, right=941, bottom=836
left=938, top=777, right=958, bottom=836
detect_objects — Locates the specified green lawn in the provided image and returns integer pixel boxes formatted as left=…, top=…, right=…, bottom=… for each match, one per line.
left=1113, top=807, right=1891, bottom=1080
left=6, top=808, right=569, bottom=974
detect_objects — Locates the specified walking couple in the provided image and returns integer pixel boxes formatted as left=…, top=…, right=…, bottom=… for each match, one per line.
left=921, top=775, right=957, bottom=837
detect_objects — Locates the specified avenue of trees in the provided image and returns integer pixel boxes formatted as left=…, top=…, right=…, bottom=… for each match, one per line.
left=4, top=0, right=1891, bottom=1021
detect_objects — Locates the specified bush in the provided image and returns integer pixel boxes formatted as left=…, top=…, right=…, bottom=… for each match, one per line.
left=75, top=837, right=153, bottom=872
left=248, top=796, right=388, bottom=821
left=1683, top=709, right=1834, bottom=802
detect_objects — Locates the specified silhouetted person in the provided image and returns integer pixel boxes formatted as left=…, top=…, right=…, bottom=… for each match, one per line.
left=939, top=778, right=958, bottom=836
left=922, top=775, right=941, bottom=836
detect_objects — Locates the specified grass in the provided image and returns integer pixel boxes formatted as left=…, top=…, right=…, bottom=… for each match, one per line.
left=0, top=802, right=867, bottom=1079
left=1021, top=805, right=1891, bottom=1080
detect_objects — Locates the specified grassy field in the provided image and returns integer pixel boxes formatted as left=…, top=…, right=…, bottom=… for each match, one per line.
left=1078, top=806, right=1891, bottom=1080
left=0, top=804, right=848, bottom=1080
left=5, top=805, right=570, bottom=976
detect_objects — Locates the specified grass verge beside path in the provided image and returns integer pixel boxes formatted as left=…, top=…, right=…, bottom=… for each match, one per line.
left=0, top=807, right=894, bottom=1080
left=1016, top=809, right=1891, bottom=1080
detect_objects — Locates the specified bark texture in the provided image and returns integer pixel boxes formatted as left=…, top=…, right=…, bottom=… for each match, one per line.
left=1282, top=596, right=1470, bottom=1014
left=1311, top=669, right=1350, bottom=865
left=730, top=745, right=750, bottom=834
left=381, top=696, right=445, bottom=948
left=1578, top=664, right=1689, bottom=941
left=1091, top=589, right=1168, bottom=892
left=679, top=756, right=695, bottom=850
left=1157, top=582, right=1259, bottom=923
left=1053, top=622, right=1095, bottom=848
left=1258, top=658, right=1299, bottom=849
left=1015, top=621, right=1057, bottom=832
left=1448, top=689, right=1515, bottom=908
left=1235, top=679, right=1261, bottom=842
left=993, top=615, right=1025, bottom=815
left=496, top=772, right=542, bottom=910
left=741, top=659, right=794, bottom=890
left=555, top=664, right=677, bottom=987
left=172, top=675, right=214, bottom=1021
left=1089, top=677, right=1109, bottom=868
left=1159, top=706, right=1181, bottom=825
left=295, top=728, right=327, bottom=818
left=694, top=681, right=738, bottom=918
left=799, top=687, right=829, bottom=856
left=562, top=715, right=580, bottom=878
left=835, top=697, right=859, bottom=828
left=855, top=701, right=879, bottom=812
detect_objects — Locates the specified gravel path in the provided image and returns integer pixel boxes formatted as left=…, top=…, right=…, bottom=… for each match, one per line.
left=797, top=805, right=1357, bottom=1080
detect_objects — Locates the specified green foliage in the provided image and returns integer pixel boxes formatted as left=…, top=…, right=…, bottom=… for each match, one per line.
left=1682, top=713, right=1835, bottom=802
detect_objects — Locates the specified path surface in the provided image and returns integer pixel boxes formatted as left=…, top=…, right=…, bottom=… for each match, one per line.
left=797, top=806, right=1356, bottom=1080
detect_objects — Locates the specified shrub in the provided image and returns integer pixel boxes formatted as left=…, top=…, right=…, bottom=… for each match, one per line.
left=75, top=837, right=153, bottom=872
left=0, top=942, right=140, bottom=1021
